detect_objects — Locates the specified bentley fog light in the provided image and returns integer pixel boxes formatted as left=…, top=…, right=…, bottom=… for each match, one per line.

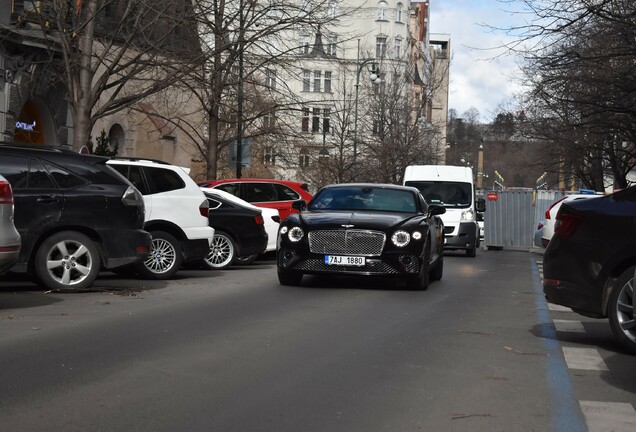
left=288, top=226, right=304, bottom=242
left=391, top=230, right=410, bottom=247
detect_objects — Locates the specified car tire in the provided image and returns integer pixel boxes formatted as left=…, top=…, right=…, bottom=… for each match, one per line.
left=203, top=231, right=236, bottom=270
left=608, top=265, right=636, bottom=355
left=137, top=231, right=183, bottom=280
left=408, top=243, right=430, bottom=290
left=429, top=252, right=444, bottom=281
left=278, top=270, right=303, bottom=286
left=235, top=254, right=258, bottom=265
left=34, top=231, right=101, bottom=291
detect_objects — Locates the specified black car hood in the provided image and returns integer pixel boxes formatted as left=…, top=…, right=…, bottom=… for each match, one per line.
left=298, top=210, right=417, bottom=230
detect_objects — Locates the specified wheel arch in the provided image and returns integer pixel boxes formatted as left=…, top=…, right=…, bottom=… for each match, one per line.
left=603, top=256, right=636, bottom=315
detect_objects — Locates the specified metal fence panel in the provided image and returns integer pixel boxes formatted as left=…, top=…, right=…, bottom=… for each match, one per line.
left=483, top=189, right=576, bottom=249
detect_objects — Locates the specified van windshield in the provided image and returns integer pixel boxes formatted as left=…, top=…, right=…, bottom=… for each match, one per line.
left=405, top=181, right=472, bottom=208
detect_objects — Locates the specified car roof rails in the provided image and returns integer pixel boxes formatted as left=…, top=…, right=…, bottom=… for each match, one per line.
left=109, top=156, right=171, bottom=165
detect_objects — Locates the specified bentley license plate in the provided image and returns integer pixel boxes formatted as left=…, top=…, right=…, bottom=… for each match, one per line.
left=324, top=255, right=365, bottom=266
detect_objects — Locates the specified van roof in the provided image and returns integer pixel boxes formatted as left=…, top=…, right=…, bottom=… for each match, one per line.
left=404, top=165, right=473, bottom=183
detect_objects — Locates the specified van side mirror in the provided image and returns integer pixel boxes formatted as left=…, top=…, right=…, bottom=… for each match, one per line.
left=292, top=199, right=306, bottom=211
left=475, top=198, right=486, bottom=212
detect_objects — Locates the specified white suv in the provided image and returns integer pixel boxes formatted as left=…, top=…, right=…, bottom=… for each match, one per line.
left=107, top=158, right=214, bottom=279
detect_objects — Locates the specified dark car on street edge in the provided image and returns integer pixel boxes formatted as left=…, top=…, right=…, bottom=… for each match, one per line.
left=201, top=188, right=269, bottom=269
left=543, top=186, right=636, bottom=354
left=277, top=183, right=445, bottom=290
left=0, top=145, right=151, bottom=291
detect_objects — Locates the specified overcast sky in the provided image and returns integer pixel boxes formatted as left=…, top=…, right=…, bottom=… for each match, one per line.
left=429, top=0, right=526, bottom=123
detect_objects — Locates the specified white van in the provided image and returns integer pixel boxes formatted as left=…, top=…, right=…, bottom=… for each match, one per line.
left=403, top=165, right=485, bottom=257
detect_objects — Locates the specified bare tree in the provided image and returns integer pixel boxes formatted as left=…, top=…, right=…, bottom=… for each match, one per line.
left=183, top=0, right=354, bottom=180
left=23, top=0, right=198, bottom=149
left=504, top=0, right=636, bottom=189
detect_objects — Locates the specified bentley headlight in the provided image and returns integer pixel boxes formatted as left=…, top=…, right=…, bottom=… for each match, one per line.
left=392, top=230, right=410, bottom=247
left=280, top=226, right=289, bottom=235
left=412, top=231, right=422, bottom=240
left=288, top=226, right=304, bottom=242
left=461, top=210, right=474, bottom=221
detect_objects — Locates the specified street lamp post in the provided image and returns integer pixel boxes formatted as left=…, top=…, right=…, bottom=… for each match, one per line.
left=352, top=39, right=381, bottom=181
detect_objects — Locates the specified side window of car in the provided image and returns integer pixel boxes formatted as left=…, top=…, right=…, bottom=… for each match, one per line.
left=143, top=167, right=185, bottom=193
left=0, top=155, right=30, bottom=189
left=42, top=161, right=86, bottom=189
left=111, top=165, right=149, bottom=195
left=245, top=183, right=276, bottom=202
left=274, top=184, right=300, bottom=201
left=215, top=183, right=240, bottom=197
left=208, top=198, right=222, bottom=210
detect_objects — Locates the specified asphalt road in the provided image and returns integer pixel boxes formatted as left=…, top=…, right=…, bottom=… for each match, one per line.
left=1, top=250, right=635, bottom=431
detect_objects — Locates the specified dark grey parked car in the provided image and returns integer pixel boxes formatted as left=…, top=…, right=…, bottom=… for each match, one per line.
left=0, top=174, right=21, bottom=274
left=0, top=145, right=151, bottom=290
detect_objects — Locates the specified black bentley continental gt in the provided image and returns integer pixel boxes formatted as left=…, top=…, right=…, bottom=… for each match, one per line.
left=277, top=183, right=445, bottom=290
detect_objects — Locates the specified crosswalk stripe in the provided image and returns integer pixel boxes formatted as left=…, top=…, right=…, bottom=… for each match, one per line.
left=553, top=319, right=585, bottom=333
left=562, top=347, right=608, bottom=371
left=580, top=401, right=636, bottom=432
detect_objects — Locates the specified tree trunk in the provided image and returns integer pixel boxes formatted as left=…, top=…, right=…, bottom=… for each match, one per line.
left=72, top=0, right=97, bottom=151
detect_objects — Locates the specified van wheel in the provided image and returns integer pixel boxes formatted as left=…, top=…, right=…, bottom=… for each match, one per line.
left=137, top=231, right=182, bottom=280
left=34, top=231, right=101, bottom=291
left=608, top=266, right=636, bottom=355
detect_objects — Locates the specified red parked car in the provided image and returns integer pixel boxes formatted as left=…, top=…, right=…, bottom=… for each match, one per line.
left=198, top=178, right=312, bottom=220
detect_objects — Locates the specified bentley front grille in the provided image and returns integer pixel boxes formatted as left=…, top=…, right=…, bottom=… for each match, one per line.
left=308, top=230, right=386, bottom=256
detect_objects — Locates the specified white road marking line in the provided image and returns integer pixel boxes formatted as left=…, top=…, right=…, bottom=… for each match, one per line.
left=553, top=319, right=586, bottom=333
left=580, top=401, right=636, bottom=432
left=548, top=303, right=572, bottom=312
left=562, top=347, right=608, bottom=371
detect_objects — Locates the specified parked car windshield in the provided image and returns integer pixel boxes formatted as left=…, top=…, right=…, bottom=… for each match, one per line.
left=309, top=187, right=417, bottom=213
left=405, top=181, right=471, bottom=208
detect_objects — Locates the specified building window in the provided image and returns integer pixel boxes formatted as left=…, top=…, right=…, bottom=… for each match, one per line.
left=313, top=71, right=322, bottom=92
left=263, top=146, right=276, bottom=165
left=262, top=111, right=276, bottom=129
left=299, top=34, right=310, bottom=55
left=265, top=69, right=276, bottom=89
left=377, top=1, right=387, bottom=20
left=323, top=108, right=330, bottom=134
left=373, top=119, right=384, bottom=135
left=396, top=3, right=403, bottom=23
left=328, top=1, right=337, bottom=18
left=299, top=148, right=310, bottom=168
left=312, top=108, right=321, bottom=132
left=324, top=72, right=332, bottom=93
left=394, top=37, right=402, bottom=58
left=326, top=35, right=338, bottom=56
left=376, top=36, right=387, bottom=59
left=302, top=108, right=310, bottom=132
left=303, top=70, right=311, bottom=91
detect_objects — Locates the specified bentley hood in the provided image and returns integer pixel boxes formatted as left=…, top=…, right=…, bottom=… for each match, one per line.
left=297, top=211, right=418, bottom=231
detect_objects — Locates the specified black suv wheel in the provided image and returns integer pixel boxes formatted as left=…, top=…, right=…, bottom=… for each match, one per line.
left=35, top=231, right=100, bottom=291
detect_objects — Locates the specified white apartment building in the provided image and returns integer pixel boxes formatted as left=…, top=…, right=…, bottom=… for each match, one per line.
left=254, top=0, right=448, bottom=185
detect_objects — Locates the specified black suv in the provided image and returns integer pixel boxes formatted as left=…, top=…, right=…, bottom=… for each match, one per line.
left=0, top=145, right=151, bottom=290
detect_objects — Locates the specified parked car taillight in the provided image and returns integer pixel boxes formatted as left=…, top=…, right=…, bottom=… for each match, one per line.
left=554, top=212, right=582, bottom=238
left=122, top=186, right=144, bottom=206
left=0, top=180, right=14, bottom=204
left=199, top=199, right=209, bottom=217
left=254, top=214, right=264, bottom=225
